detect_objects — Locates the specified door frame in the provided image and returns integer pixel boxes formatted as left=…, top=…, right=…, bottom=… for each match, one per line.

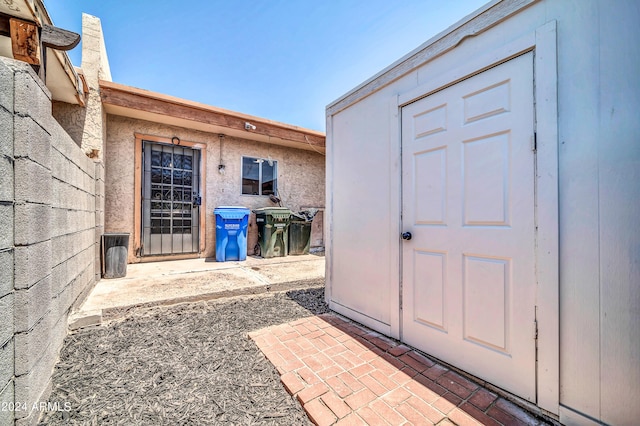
left=390, top=21, right=558, bottom=414
left=133, top=133, right=207, bottom=259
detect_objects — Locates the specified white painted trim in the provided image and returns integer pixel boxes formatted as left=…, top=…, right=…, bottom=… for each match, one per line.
left=389, top=94, right=402, bottom=340
left=330, top=301, right=392, bottom=336
left=559, top=405, right=603, bottom=426
left=533, top=20, right=559, bottom=415
left=395, top=20, right=559, bottom=415
left=398, top=31, right=536, bottom=106
left=324, top=114, right=334, bottom=305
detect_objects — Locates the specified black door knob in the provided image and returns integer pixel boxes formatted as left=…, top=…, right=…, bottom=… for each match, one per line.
left=402, top=232, right=412, bottom=240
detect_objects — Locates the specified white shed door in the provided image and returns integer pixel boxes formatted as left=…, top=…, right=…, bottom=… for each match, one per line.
left=401, top=52, right=536, bottom=401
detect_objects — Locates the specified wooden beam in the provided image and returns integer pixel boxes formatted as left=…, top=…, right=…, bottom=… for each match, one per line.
left=41, top=24, right=80, bottom=51
left=0, top=13, right=9, bottom=37
left=10, top=17, right=40, bottom=65
left=100, top=83, right=326, bottom=148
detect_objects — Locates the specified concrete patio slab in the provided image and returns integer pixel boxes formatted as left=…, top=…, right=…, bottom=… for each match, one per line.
left=69, top=254, right=325, bottom=329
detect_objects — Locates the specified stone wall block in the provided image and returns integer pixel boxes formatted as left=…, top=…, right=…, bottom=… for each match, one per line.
left=84, top=170, right=92, bottom=192
left=0, top=380, right=15, bottom=426
left=13, top=68, right=52, bottom=135
left=0, top=337, right=13, bottom=393
left=14, top=241, right=51, bottom=290
left=13, top=116, right=51, bottom=169
left=50, top=148, right=64, bottom=181
left=0, top=59, right=14, bottom=113
left=0, top=339, right=13, bottom=397
left=50, top=179, right=61, bottom=210
left=51, top=207, right=66, bottom=238
left=0, top=204, right=13, bottom=250
left=13, top=350, right=54, bottom=422
left=14, top=159, right=51, bottom=205
left=0, top=293, right=13, bottom=347
left=14, top=203, right=51, bottom=246
left=55, top=281, right=74, bottom=319
left=0, top=250, right=13, bottom=298
left=14, top=312, right=52, bottom=376
left=50, top=235, right=64, bottom=267
left=0, top=107, right=12, bottom=156
left=0, top=154, right=14, bottom=203
left=14, top=276, right=51, bottom=333
left=50, top=125, right=71, bottom=158
left=50, top=262, right=67, bottom=296
left=0, top=108, right=14, bottom=203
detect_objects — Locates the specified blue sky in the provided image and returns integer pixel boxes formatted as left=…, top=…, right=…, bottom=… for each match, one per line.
left=45, top=1, right=488, bottom=131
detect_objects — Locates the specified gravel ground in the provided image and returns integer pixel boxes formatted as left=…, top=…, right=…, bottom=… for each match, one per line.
left=40, top=285, right=328, bottom=425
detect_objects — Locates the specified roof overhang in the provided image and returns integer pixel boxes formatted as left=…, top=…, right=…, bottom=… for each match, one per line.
left=0, top=0, right=85, bottom=105
left=100, top=80, right=325, bottom=153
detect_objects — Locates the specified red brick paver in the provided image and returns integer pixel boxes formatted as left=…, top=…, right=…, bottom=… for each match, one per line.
left=249, top=313, right=554, bottom=426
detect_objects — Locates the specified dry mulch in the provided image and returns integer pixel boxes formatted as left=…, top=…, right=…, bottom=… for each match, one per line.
left=40, top=284, right=328, bottom=425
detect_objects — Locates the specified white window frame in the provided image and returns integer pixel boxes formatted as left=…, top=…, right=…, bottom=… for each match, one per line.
left=241, top=156, right=278, bottom=196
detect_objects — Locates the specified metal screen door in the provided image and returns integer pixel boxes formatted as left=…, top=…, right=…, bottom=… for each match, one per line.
left=142, top=141, right=201, bottom=255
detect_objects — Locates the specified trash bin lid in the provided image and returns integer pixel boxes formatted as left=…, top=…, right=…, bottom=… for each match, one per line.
left=292, top=209, right=319, bottom=222
left=214, top=206, right=250, bottom=219
left=290, top=213, right=307, bottom=222
left=253, top=207, right=292, bottom=219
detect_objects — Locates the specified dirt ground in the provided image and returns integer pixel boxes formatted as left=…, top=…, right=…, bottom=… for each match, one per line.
left=40, top=283, right=327, bottom=425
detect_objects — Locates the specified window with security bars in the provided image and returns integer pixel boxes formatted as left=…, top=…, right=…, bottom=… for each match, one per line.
left=242, top=156, right=277, bottom=196
left=149, top=148, right=195, bottom=234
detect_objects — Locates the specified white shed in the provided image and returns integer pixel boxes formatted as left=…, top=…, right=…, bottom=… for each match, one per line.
left=325, top=0, right=639, bottom=424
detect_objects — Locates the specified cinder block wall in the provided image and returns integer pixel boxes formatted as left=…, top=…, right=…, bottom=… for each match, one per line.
left=0, top=56, right=17, bottom=426
left=0, top=57, right=101, bottom=425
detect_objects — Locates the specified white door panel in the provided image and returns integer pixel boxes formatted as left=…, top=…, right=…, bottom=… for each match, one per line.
left=401, top=52, right=536, bottom=401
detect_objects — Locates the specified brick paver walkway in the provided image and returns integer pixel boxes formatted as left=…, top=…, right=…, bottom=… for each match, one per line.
left=249, top=313, right=551, bottom=426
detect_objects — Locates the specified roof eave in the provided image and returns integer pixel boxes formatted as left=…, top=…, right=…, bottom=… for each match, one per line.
left=99, top=80, right=325, bottom=153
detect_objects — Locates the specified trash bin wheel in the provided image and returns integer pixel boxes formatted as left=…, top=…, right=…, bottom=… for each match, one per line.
left=254, top=243, right=261, bottom=257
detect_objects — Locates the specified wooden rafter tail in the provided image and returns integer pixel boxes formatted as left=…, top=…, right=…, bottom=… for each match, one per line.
left=41, top=24, right=80, bottom=51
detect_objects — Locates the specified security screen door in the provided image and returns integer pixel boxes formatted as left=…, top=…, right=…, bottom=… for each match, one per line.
left=142, top=142, right=200, bottom=255
left=401, top=52, right=536, bottom=401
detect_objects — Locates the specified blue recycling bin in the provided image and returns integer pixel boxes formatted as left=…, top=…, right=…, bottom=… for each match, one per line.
left=214, top=206, right=250, bottom=261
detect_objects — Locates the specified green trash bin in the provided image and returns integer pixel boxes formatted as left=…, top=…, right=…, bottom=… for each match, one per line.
left=254, top=207, right=291, bottom=258
left=289, top=209, right=318, bottom=255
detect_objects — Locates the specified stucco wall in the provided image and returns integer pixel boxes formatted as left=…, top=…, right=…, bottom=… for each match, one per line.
left=52, top=101, right=86, bottom=148
left=0, top=57, right=102, bottom=426
left=104, top=114, right=325, bottom=262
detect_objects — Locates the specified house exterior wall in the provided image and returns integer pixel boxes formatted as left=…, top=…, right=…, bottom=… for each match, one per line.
left=0, top=57, right=102, bottom=426
left=326, top=0, right=640, bottom=424
left=104, top=114, right=325, bottom=262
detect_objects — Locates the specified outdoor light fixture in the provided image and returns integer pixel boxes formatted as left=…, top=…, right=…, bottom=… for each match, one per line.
left=218, top=134, right=225, bottom=174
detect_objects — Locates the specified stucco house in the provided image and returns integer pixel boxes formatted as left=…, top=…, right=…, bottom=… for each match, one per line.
left=326, top=0, right=639, bottom=425
left=57, top=16, right=326, bottom=264
left=0, top=2, right=324, bottom=424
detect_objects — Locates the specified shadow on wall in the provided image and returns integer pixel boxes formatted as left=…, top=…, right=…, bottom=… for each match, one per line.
left=52, top=101, right=87, bottom=149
